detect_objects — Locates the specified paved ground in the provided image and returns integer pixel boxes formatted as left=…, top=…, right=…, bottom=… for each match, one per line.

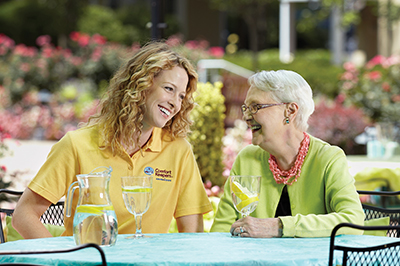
left=1, top=139, right=57, bottom=191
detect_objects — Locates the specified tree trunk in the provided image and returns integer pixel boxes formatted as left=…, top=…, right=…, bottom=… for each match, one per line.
left=244, top=3, right=260, bottom=71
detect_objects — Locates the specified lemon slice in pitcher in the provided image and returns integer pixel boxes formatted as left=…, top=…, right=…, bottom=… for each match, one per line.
left=76, top=205, right=114, bottom=215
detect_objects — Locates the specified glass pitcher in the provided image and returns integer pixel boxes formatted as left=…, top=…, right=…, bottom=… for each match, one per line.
left=66, top=166, right=118, bottom=246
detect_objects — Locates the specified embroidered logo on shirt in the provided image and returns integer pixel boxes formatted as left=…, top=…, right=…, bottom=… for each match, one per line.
left=144, top=167, right=154, bottom=175
left=155, top=168, right=173, bottom=182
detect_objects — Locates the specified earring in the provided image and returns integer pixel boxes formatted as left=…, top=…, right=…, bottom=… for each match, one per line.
left=285, top=117, right=290, bottom=124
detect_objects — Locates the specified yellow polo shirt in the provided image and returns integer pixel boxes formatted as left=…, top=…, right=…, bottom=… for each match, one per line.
left=28, top=125, right=212, bottom=235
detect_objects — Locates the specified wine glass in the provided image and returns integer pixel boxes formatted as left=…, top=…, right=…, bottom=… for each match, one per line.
left=230, top=175, right=261, bottom=218
left=121, top=175, right=153, bottom=238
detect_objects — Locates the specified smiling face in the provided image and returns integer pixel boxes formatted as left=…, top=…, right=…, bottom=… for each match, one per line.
left=142, top=66, right=189, bottom=132
left=244, top=85, right=287, bottom=149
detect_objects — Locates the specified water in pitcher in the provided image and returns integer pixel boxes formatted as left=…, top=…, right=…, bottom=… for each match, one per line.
left=73, top=204, right=118, bottom=246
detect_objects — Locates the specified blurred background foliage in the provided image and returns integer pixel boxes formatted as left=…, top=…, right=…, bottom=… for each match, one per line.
left=0, top=0, right=179, bottom=47
left=188, top=82, right=226, bottom=187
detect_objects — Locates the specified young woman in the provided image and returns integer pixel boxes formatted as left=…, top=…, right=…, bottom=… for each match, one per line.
left=13, top=42, right=212, bottom=238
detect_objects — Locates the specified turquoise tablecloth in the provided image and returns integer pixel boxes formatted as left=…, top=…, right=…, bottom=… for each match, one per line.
left=0, top=233, right=398, bottom=265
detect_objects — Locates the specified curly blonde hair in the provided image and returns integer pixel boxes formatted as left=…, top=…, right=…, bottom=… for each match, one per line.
left=87, top=41, right=198, bottom=156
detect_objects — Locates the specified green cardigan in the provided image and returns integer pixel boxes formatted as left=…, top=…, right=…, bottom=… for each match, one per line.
left=211, top=135, right=365, bottom=237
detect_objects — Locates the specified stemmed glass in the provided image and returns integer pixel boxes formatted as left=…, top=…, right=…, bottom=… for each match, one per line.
left=121, top=175, right=153, bottom=238
left=230, top=175, right=261, bottom=218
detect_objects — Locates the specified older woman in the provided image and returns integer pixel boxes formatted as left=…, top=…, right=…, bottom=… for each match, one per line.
left=13, top=41, right=212, bottom=238
left=211, top=70, right=364, bottom=238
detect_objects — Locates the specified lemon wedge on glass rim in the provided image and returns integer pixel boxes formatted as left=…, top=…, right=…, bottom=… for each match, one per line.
left=231, top=180, right=259, bottom=212
left=122, top=187, right=152, bottom=193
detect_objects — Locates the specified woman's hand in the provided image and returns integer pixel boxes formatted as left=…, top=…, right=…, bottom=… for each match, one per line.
left=230, top=216, right=282, bottom=238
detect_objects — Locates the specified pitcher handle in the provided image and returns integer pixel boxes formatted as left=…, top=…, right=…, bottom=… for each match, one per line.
left=66, top=181, right=79, bottom=217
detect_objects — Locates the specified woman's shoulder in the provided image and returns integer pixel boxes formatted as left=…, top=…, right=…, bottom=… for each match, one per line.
left=238, top=144, right=267, bottom=157
left=308, top=134, right=346, bottom=158
left=58, top=125, right=99, bottom=147
left=159, top=129, right=192, bottom=150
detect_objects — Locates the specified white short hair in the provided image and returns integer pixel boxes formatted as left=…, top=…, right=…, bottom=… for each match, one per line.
left=248, top=70, right=315, bottom=131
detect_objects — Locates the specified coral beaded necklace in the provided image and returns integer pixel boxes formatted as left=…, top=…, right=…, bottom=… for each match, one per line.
left=268, top=132, right=310, bottom=185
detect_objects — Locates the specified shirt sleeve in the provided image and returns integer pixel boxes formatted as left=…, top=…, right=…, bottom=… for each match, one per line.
left=174, top=142, right=213, bottom=218
left=28, top=132, right=78, bottom=204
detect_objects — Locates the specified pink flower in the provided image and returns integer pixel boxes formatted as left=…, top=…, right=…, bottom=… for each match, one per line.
left=78, top=34, right=90, bottom=47
left=69, top=31, right=80, bottom=42
left=166, top=35, right=182, bottom=47
left=91, top=34, right=107, bottom=45
left=13, top=44, right=37, bottom=57
left=391, top=94, right=400, bottom=102
left=36, top=35, right=51, bottom=47
left=210, top=185, right=221, bottom=196
left=1, top=165, right=6, bottom=172
left=340, top=71, right=355, bottom=81
left=209, top=46, right=225, bottom=58
left=0, top=34, right=15, bottom=48
left=91, top=46, right=103, bottom=62
left=335, top=94, right=345, bottom=104
left=366, top=55, right=386, bottom=69
left=13, top=44, right=28, bottom=56
left=71, top=56, right=82, bottom=66
left=42, top=47, right=53, bottom=58
left=185, top=40, right=197, bottom=49
left=197, top=40, right=209, bottom=50
left=382, top=82, right=391, bottom=92
left=20, top=63, right=30, bottom=72
left=365, top=71, right=381, bottom=81
left=70, top=32, right=91, bottom=47
left=343, top=62, right=357, bottom=72
left=204, top=180, right=212, bottom=189
left=342, top=81, right=355, bottom=90
left=386, top=55, right=400, bottom=67
left=131, top=42, right=141, bottom=51
left=63, top=49, right=72, bottom=58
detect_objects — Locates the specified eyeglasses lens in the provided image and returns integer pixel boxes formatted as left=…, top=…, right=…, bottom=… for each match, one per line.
left=249, top=105, right=257, bottom=114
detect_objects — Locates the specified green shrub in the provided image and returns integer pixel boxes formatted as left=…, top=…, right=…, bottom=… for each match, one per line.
left=77, top=5, right=134, bottom=45
left=188, top=82, right=226, bottom=187
left=224, top=49, right=343, bottom=99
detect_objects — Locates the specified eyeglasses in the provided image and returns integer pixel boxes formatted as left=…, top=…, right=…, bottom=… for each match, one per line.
left=241, top=103, right=288, bottom=115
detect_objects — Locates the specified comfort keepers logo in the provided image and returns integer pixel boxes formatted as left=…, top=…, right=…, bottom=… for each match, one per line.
left=154, top=168, right=173, bottom=182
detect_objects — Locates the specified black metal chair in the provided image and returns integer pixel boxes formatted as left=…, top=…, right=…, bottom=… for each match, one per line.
left=329, top=223, right=400, bottom=266
left=0, top=189, right=65, bottom=243
left=357, top=190, right=400, bottom=237
left=0, top=242, right=107, bottom=266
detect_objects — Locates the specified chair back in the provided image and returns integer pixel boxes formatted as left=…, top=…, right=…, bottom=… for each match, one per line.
left=0, top=189, right=65, bottom=243
left=358, top=190, right=400, bottom=237
left=329, top=223, right=400, bottom=266
left=0, top=242, right=107, bottom=266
